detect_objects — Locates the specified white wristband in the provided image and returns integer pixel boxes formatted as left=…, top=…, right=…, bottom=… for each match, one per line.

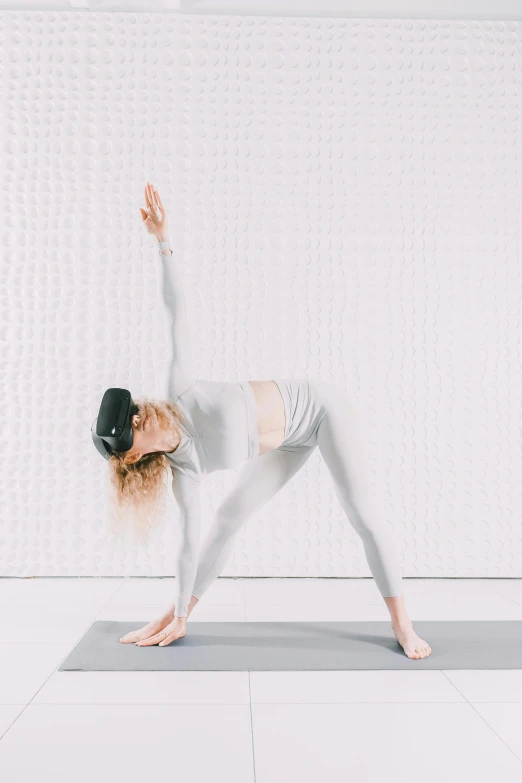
left=158, top=239, right=173, bottom=255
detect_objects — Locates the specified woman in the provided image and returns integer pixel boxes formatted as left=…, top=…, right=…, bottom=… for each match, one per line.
left=112, top=182, right=431, bottom=659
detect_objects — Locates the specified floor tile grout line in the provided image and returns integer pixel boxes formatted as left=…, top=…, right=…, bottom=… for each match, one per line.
left=500, top=594, right=522, bottom=609
left=247, top=672, right=257, bottom=783
left=440, top=671, right=522, bottom=766
left=244, top=582, right=258, bottom=781
left=0, top=579, right=126, bottom=744
left=5, top=699, right=522, bottom=708
left=10, top=700, right=522, bottom=706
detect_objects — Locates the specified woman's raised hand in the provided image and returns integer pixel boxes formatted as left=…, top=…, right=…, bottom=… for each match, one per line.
left=140, top=182, right=169, bottom=238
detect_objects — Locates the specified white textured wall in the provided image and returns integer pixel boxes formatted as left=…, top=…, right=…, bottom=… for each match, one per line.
left=2, top=11, right=521, bottom=578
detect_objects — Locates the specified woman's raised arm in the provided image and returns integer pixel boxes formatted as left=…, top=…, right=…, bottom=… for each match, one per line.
left=140, top=183, right=196, bottom=400
left=157, top=242, right=196, bottom=400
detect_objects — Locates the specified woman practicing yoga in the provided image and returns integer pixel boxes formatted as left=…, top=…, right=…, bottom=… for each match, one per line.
left=111, top=182, right=431, bottom=659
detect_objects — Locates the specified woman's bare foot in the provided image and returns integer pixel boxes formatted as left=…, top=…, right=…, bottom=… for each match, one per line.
left=392, top=620, right=432, bottom=659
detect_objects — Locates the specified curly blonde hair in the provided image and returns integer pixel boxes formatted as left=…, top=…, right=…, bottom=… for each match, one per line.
left=106, top=395, right=185, bottom=544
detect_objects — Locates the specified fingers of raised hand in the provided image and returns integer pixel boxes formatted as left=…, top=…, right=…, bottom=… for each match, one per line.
left=144, top=182, right=159, bottom=212
left=144, top=182, right=153, bottom=209
left=150, top=185, right=164, bottom=210
left=142, top=183, right=165, bottom=228
left=148, top=183, right=157, bottom=207
left=149, top=182, right=165, bottom=212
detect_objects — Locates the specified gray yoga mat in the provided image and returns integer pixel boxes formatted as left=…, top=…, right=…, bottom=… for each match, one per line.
left=59, top=620, right=522, bottom=671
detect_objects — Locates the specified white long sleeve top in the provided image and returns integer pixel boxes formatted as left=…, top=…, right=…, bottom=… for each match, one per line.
left=157, top=239, right=259, bottom=617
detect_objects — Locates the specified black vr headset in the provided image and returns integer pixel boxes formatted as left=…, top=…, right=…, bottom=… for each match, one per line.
left=91, top=388, right=140, bottom=461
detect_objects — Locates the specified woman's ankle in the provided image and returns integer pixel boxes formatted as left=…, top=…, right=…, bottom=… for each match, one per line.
left=383, top=594, right=411, bottom=627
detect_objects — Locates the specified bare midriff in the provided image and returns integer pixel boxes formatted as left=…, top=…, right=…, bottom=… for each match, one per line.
left=247, top=380, right=286, bottom=456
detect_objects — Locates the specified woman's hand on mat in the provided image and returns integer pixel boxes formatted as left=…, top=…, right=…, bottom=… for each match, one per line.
left=135, top=617, right=187, bottom=647
left=140, top=182, right=169, bottom=238
left=119, top=609, right=175, bottom=645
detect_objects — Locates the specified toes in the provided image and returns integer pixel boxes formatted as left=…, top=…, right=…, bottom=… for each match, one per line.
left=399, top=633, right=433, bottom=660
left=402, top=636, right=432, bottom=660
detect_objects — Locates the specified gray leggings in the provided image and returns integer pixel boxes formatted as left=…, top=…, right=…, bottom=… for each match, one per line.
left=190, top=379, right=403, bottom=602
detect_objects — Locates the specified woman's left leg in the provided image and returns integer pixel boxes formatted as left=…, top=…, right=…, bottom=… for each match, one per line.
left=190, top=444, right=316, bottom=605
left=313, top=380, right=432, bottom=659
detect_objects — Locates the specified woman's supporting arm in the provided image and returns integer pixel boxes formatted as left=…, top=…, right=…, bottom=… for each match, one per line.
left=171, top=469, right=202, bottom=618
left=157, top=237, right=197, bottom=401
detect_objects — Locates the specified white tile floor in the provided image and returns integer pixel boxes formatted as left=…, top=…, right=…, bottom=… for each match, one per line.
left=1, top=577, right=522, bottom=782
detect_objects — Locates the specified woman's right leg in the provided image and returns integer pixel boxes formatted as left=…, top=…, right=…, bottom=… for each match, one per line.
left=312, top=380, right=431, bottom=658
left=312, top=380, right=404, bottom=599
left=190, top=445, right=316, bottom=604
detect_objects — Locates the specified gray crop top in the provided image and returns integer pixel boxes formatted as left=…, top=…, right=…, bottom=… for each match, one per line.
left=165, top=379, right=259, bottom=481
left=157, top=239, right=259, bottom=617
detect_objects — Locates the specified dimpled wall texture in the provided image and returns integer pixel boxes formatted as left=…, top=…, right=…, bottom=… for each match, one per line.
left=2, top=11, right=521, bottom=578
